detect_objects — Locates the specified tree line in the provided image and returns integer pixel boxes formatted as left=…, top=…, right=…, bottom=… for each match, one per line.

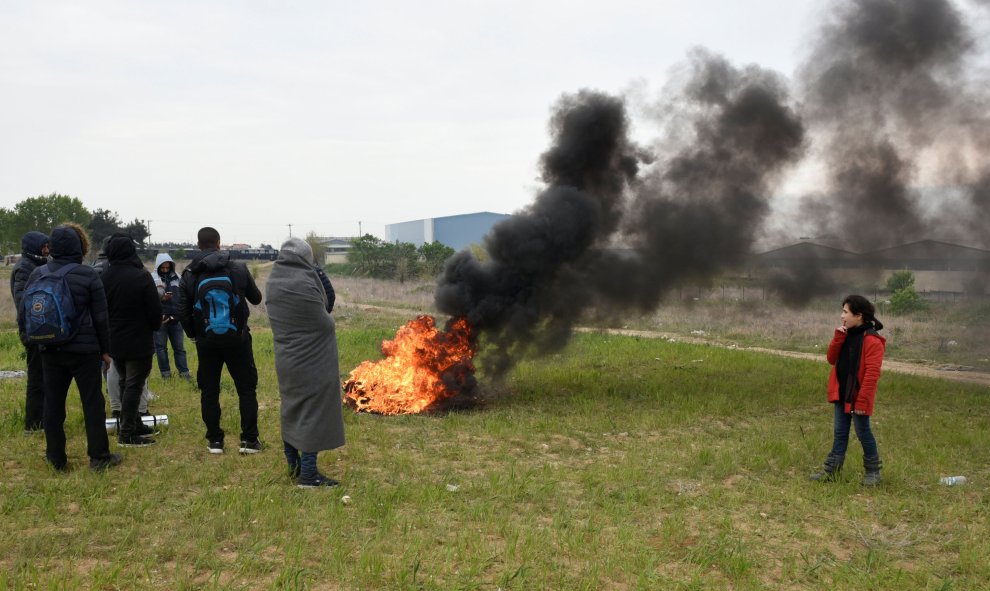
left=325, top=234, right=456, bottom=281
left=4, top=195, right=459, bottom=278
left=1, top=194, right=150, bottom=256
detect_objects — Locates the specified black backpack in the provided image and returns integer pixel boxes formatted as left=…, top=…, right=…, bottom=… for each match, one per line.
left=22, top=263, right=80, bottom=345
left=192, top=268, right=244, bottom=346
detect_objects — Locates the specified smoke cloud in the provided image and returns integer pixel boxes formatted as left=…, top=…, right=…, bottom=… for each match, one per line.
left=436, top=53, right=804, bottom=375
left=434, top=0, right=989, bottom=375
left=795, top=0, right=988, bottom=252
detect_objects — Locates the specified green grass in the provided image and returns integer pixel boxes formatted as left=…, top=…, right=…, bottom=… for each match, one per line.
left=1, top=322, right=989, bottom=590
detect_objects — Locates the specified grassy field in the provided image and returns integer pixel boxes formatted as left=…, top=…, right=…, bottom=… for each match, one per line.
left=1, top=265, right=989, bottom=589
left=1, top=306, right=989, bottom=589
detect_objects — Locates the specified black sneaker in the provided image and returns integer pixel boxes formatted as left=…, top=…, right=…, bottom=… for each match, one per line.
left=297, top=472, right=339, bottom=489
left=111, top=410, right=121, bottom=419
left=90, top=453, right=123, bottom=471
left=23, top=426, right=43, bottom=436
left=161, top=371, right=172, bottom=379
left=207, top=439, right=224, bottom=454
left=239, top=439, right=264, bottom=454
left=135, top=423, right=161, bottom=438
left=119, top=435, right=157, bottom=447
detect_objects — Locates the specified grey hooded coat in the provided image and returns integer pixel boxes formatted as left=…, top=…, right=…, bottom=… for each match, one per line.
left=265, top=238, right=345, bottom=452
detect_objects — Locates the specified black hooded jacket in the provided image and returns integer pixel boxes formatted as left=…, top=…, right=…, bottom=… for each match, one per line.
left=10, top=231, right=49, bottom=309
left=101, top=233, right=162, bottom=359
left=18, top=226, right=110, bottom=354
left=177, top=248, right=262, bottom=341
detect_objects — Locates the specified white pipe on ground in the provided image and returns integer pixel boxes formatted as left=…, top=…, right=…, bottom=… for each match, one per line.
left=105, top=414, right=169, bottom=433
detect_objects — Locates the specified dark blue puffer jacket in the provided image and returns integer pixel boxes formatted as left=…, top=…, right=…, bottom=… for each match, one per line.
left=18, top=226, right=111, bottom=354
left=10, top=231, right=50, bottom=343
left=10, top=231, right=49, bottom=307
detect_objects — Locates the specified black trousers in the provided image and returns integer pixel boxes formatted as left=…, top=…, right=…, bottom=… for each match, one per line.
left=41, top=351, right=111, bottom=467
left=24, top=344, right=45, bottom=430
left=114, top=356, right=153, bottom=438
left=196, top=333, right=259, bottom=443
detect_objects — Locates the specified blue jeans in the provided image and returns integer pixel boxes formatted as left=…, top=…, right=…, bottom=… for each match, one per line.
left=828, top=403, right=879, bottom=460
left=154, top=322, right=188, bottom=376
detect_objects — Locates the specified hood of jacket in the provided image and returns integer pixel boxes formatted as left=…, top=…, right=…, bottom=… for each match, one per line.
left=277, top=237, right=315, bottom=267
left=20, top=231, right=49, bottom=264
left=50, top=225, right=84, bottom=264
left=155, top=252, right=175, bottom=274
left=106, top=233, right=144, bottom=268
left=187, top=248, right=230, bottom=274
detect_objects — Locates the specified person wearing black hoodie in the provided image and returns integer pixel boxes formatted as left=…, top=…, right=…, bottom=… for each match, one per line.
left=9, top=231, right=50, bottom=434
left=19, top=223, right=120, bottom=472
left=177, top=226, right=263, bottom=455
left=101, top=233, right=163, bottom=446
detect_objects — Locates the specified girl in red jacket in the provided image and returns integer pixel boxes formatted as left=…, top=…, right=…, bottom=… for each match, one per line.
left=811, top=295, right=886, bottom=486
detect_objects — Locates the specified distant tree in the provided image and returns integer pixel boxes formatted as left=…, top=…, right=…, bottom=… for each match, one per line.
left=418, top=241, right=456, bottom=277
left=888, top=286, right=930, bottom=315
left=122, top=218, right=150, bottom=247
left=0, top=194, right=91, bottom=255
left=389, top=241, right=419, bottom=283
left=886, top=271, right=930, bottom=315
left=10, top=194, right=91, bottom=237
left=349, top=234, right=393, bottom=278
left=886, top=271, right=915, bottom=293
left=305, top=232, right=326, bottom=265
left=88, top=208, right=122, bottom=251
left=0, top=207, right=15, bottom=254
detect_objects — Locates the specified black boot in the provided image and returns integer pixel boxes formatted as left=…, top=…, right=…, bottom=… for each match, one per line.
left=810, top=454, right=844, bottom=481
left=863, top=456, right=882, bottom=486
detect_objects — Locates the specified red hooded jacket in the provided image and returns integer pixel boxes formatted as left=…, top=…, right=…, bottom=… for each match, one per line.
left=826, top=328, right=886, bottom=416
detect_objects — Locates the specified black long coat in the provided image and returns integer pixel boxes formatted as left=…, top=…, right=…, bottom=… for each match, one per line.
left=101, top=234, right=162, bottom=360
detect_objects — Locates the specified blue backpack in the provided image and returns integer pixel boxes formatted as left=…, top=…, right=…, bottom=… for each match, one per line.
left=22, top=263, right=80, bottom=345
left=192, top=270, right=243, bottom=346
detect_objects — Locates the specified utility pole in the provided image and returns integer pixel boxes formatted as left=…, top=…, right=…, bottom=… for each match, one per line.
left=358, top=221, right=362, bottom=237
left=288, top=223, right=293, bottom=237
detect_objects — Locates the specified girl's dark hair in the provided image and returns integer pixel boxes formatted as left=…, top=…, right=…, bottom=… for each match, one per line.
left=843, top=294, right=884, bottom=330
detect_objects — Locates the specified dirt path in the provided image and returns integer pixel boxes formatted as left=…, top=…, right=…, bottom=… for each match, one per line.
left=576, top=327, right=990, bottom=388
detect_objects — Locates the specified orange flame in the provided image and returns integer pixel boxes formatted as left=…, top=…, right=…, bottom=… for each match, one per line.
left=343, top=315, right=475, bottom=415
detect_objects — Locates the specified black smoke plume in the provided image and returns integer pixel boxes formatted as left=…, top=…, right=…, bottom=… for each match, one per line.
left=435, top=91, right=641, bottom=376
left=436, top=53, right=804, bottom=376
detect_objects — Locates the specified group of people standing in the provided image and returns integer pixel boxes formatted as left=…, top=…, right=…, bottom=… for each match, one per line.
left=11, top=222, right=888, bottom=489
left=11, top=225, right=346, bottom=488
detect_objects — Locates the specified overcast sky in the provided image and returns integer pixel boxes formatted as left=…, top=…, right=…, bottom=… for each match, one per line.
left=0, top=0, right=826, bottom=246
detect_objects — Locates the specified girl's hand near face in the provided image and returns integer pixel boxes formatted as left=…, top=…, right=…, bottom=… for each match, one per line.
left=837, top=326, right=847, bottom=334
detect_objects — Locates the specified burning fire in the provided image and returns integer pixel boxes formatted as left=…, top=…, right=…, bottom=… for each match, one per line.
left=343, top=315, right=476, bottom=415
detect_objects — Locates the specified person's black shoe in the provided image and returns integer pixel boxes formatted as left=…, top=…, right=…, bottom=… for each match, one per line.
left=111, top=410, right=121, bottom=419
left=239, top=439, right=264, bottom=454
left=118, top=435, right=157, bottom=447
left=207, top=439, right=224, bottom=454
left=90, top=453, right=123, bottom=471
left=135, top=423, right=160, bottom=438
left=297, top=472, right=339, bottom=489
